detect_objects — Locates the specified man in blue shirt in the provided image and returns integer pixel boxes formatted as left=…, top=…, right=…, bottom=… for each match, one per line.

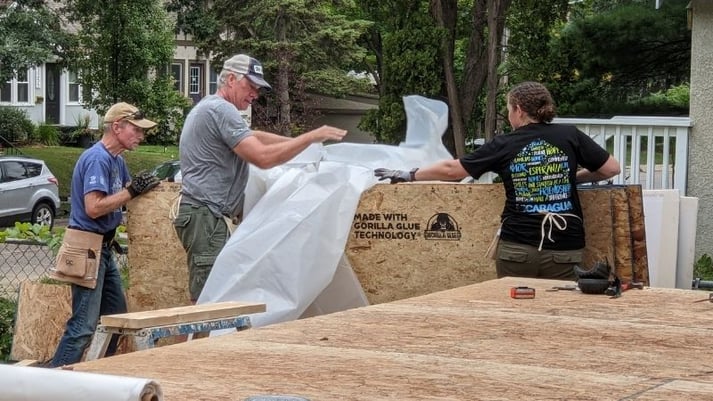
left=51, top=102, right=160, bottom=367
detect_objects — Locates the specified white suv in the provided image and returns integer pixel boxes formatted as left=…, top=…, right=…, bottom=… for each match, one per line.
left=0, top=156, right=61, bottom=228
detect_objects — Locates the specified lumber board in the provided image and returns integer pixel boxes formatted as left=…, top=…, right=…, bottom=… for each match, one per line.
left=99, top=301, right=266, bottom=329
left=72, top=277, right=713, bottom=400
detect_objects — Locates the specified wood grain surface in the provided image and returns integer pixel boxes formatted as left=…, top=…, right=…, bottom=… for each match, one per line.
left=71, top=277, right=713, bottom=401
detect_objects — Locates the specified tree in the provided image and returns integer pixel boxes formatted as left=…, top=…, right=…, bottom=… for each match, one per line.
left=514, top=0, right=691, bottom=116
left=61, top=0, right=189, bottom=144
left=560, top=0, right=690, bottom=96
left=356, top=0, right=444, bottom=145
left=168, top=0, right=371, bottom=135
left=0, top=0, right=70, bottom=83
left=361, top=0, right=514, bottom=154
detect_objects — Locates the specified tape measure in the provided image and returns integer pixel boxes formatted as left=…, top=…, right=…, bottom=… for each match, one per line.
left=510, top=286, right=536, bottom=299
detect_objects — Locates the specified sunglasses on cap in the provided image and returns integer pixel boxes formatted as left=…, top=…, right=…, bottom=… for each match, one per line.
left=122, top=110, right=145, bottom=121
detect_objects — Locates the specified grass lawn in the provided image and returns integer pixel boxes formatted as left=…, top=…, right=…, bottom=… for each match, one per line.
left=20, top=145, right=179, bottom=200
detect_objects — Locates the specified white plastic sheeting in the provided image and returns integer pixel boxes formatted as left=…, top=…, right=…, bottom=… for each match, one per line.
left=197, top=95, right=454, bottom=327
left=0, top=365, right=162, bottom=401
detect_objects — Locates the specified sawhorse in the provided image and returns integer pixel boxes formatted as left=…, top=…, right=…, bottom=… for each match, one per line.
left=84, top=301, right=266, bottom=361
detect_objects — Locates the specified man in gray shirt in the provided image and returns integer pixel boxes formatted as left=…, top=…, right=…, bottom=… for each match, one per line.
left=174, top=54, right=347, bottom=302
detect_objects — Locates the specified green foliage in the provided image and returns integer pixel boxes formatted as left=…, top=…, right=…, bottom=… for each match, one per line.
left=168, top=0, right=372, bottom=134
left=505, top=0, right=569, bottom=85
left=142, top=77, right=191, bottom=146
left=0, top=223, right=63, bottom=254
left=357, top=3, right=443, bottom=144
left=0, top=297, right=16, bottom=362
left=302, top=69, right=376, bottom=98
left=0, top=0, right=71, bottom=83
left=641, top=83, right=690, bottom=110
left=62, top=0, right=187, bottom=139
left=694, top=254, right=713, bottom=281
left=0, top=107, right=35, bottom=143
left=35, top=123, right=61, bottom=146
left=545, top=0, right=690, bottom=116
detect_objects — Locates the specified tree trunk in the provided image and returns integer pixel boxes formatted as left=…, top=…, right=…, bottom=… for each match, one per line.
left=484, top=0, right=511, bottom=140
left=461, top=0, right=489, bottom=128
left=431, top=0, right=466, bottom=158
left=276, top=12, right=291, bottom=135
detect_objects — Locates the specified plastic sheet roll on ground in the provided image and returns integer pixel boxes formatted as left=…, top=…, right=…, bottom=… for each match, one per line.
left=197, top=95, right=454, bottom=327
left=0, top=365, right=163, bottom=401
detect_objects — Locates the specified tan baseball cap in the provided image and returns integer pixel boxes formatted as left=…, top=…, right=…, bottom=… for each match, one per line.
left=104, top=102, right=157, bottom=129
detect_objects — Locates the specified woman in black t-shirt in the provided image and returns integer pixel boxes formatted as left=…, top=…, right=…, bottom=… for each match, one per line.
left=374, top=81, right=621, bottom=280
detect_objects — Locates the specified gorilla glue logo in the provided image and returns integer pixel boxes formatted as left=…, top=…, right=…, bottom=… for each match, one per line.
left=424, top=213, right=461, bottom=240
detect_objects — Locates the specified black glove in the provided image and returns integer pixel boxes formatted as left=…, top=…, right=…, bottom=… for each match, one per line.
left=127, top=171, right=160, bottom=198
left=374, top=168, right=418, bottom=184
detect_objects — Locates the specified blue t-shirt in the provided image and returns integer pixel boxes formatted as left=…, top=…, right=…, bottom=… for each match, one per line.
left=68, top=142, right=131, bottom=234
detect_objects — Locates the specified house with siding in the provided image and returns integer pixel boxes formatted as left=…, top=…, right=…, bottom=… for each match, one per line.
left=0, top=0, right=236, bottom=130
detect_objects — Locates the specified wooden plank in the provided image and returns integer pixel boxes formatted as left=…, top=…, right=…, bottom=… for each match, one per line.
left=99, top=301, right=266, bottom=329
left=71, top=277, right=713, bottom=400
left=579, top=188, right=617, bottom=270
left=627, top=185, right=650, bottom=284
left=13, top=359, right=38, bottom=366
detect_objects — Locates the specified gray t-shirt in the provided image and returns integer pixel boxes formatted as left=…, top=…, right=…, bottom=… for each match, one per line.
left=179, top=95, right=251, bottom=218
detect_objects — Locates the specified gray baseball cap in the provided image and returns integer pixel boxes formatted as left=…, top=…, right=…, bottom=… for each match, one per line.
left=222, top=54, right=272, bottom=90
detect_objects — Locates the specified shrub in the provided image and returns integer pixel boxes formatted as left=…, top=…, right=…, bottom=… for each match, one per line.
left=35, top=123, right=60, bottom=146
left=694, top=253, right=713, bottom=280
left=0, top=107, right=35, bottom=143
left=0, top=297, right=16, bottom=362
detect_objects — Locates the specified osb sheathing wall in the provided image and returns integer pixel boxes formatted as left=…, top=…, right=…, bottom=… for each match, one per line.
left=124, top=182, right=648, bottom=309
left=347, top=183, right=649, bottom=304
left=124, top=182, right=191, bottom=312
left=11, top=281, right=71, bottom=362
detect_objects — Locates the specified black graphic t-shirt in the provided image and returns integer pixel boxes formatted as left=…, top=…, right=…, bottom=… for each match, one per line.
left=459, top=123, right=610, bottom=250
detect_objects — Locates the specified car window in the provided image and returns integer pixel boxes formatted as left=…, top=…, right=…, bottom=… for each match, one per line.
left=0, top=161, right=41, bottom=183
left=25, top=162, right=42, bottom=177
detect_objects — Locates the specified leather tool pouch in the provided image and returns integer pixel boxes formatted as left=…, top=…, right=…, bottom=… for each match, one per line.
left=51, top=228, right=103, bottom=289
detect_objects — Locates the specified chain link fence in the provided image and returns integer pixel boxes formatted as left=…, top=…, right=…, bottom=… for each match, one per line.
left=0, top=240, right=54, bottom=300
left=0, top=240, right=127, bottom=300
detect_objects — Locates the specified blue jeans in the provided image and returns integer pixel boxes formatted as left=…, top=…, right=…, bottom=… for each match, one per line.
left=50, top=245, right=127, bottom=367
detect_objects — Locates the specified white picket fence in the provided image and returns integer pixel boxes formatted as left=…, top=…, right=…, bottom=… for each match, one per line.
left=553, top=116, right=692, bottom=193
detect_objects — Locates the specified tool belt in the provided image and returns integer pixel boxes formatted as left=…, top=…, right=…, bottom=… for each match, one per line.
left=50, top=228, right=104, bottom=289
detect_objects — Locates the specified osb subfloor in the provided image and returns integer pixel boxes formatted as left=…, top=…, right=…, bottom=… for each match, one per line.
left=71, top=277, right=713, bottom=400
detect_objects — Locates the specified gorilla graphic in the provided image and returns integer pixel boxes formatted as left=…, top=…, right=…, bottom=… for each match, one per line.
left=430, top=213, right=456, bottom=231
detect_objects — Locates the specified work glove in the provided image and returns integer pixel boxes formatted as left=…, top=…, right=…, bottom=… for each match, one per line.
left=127, top=171, right=160, bottom=198
left=573, top=260, right=610, bottom=280
left=374, top=168, right=418, bottom=184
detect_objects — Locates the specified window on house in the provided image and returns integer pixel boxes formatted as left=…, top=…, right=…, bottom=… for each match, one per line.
left=16, top=70, right=29, bottom=103
left=0, top=80, right=10, bottom=103
left=68, top=70, right=81, bottom=102
left=171, top=63, right=183, bottom=93
left=209, top=69, right=218, bottom=94
left=0, top=69, right=31, bottom=103
left=189, top=66, right=200, bottom=95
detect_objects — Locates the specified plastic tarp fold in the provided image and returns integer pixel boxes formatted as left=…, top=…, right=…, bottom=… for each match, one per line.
left=0, top=365, right=162, bottom=401
left=197, top=95, right=454, bottom=327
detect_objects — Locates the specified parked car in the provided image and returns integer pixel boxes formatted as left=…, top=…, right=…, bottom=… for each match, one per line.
left=0, top=156, right=61, bottom=228
left=151, top=159, right=181, bottom=182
